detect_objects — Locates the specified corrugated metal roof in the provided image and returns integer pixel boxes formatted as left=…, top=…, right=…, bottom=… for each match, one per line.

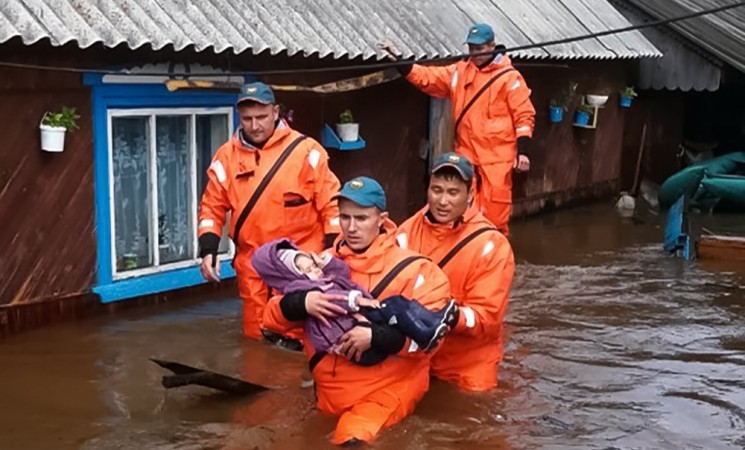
left=620, top=0, right=745, bottom=73
left=0, top=0, right=660, bottom=61
left=614, top=1, right=722, bottom=91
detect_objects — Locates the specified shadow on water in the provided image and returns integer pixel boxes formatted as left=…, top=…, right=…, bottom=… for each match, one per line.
left=1, top=202, right=744, bottom=450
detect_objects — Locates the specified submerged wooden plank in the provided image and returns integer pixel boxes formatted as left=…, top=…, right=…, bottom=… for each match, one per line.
left=150, top=358, right=270, bottom=395
left=697, top=235, right=745, bottom=261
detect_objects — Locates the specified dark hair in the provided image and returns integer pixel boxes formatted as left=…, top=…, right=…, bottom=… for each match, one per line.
left=432, top=166, right=471, bottom=187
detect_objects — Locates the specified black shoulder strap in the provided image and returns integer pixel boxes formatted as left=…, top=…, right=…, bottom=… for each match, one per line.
left=454, top=68, right=515, bottom=131
left=233, top=135, right=307, bottom=243
left=308, top=350, right=327, bottom=373
left=370, top=255, right=428, bottom=299
left=438, top=227, right=497, bottom=269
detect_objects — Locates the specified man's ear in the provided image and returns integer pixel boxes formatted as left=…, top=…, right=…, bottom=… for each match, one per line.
left=379, top=211, right=389, bottom=226
left=272, top=104, right=280, bottom=121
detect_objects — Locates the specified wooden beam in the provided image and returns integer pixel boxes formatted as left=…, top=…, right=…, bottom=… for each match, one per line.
left=164, top=69, right=400, bottom=94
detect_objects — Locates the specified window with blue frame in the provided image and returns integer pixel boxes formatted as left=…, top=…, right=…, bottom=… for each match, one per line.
left=85, top=71, right=244, bottom=302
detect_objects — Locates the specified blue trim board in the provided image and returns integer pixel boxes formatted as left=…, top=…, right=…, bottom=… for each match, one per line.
left=93, top=261, right=236, bottom=303
left=90, top=78, right=244, bottom=302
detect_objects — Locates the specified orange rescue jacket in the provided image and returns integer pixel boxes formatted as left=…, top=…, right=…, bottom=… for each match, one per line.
left=397, top=206, right=515, bottom=390
left=263, top=219, right=452, bottom=416
left=407, top=56, right=535, bottom=202
left=198, top=121, right=341, bottom=255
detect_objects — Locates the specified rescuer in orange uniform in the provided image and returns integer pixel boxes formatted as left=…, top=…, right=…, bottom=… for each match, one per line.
left=383, top=23, right=536, bottom=236
left=262, top=176, right=452, bottom=446
left=198, top=82, right=341, bottom=340
left=397, top=152, right=515, bottom=391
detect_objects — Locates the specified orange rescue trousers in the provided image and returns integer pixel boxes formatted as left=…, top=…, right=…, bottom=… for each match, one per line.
left=477, top=196, right=511, bottom=237
left=473, top=162, right=513, bottom=237
left=330, top=369, right=428, bottom=444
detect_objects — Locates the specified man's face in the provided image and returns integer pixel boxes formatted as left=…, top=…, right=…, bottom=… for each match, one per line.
left=339, top=199, right=387, bottom=251
left=238, top=102, right=279, bottom=146
left=427, top=174, right=472, bottom=223
left=468, top=41, right=497, bottom=67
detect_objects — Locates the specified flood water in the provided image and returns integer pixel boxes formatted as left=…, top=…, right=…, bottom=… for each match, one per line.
left=2, top=202, right=745, bottom=450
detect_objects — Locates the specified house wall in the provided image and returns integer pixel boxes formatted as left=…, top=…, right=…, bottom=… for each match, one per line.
left=620, top=89, right=685, bottom=190
left=507, top=60, right=634, bottom=215
left=0, top=66, right=97, bottom=307
left=266, top=83, right=429, bottom=224
left=0, top=43, right=430, bottom=336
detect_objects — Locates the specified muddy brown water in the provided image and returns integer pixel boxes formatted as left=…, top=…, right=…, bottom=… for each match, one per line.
left=2, top=203, right=745, bottom=450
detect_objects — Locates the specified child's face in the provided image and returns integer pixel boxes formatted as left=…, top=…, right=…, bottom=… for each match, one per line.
left=294, top=254, right=324, bottom=280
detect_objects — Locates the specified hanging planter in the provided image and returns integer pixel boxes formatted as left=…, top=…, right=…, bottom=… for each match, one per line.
left=549, top=81, right=579, bottom=124
left=39, top=107, right=80, bottom=152
left=619, top=86, right=638, bottom=108
left=549, top=106, right=564, bottom=123
left=335, top=109, right=359, bottom=142
left=40, top=122, right=67, bottom=152
left=585, top=94, right=609, bottom=107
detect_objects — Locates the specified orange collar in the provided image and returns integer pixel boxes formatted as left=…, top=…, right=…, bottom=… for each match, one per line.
left=232, top=119, right=293, bottom=151
left=467, top=54, right=513, bottom=74
left=422, top=203, right=480, bottom=229
left=335, top=219, right=398, bottom=275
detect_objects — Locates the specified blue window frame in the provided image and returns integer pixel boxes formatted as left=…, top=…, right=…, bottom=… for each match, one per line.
left=84, top=74, right=244, bottom=303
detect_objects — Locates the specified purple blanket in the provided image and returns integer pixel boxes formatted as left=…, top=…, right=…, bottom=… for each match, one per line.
left=252, top=238, right=369, bottom=353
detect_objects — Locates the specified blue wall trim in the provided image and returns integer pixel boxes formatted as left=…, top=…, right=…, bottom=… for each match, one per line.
left=91, top=78, right=244, bottom=303
left=93, top=261, right=236, bottom=303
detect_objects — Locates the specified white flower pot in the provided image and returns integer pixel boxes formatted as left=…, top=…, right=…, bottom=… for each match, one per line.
left=335, top=123, right=359, bottom=142
left=40, top=124, right=67, bottom=152
left=585, top=94, right=609, bottom=107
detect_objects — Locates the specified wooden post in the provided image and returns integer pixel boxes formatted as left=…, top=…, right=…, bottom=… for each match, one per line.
left=632, top=124, right=648, bottom=196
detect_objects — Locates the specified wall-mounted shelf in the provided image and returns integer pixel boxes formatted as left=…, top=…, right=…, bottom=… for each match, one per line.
left=321, top=124, right=366, bottom=151
left=572, top=103, right=601, bottom=129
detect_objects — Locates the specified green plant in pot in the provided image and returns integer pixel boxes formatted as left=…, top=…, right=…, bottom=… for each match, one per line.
left=550, top=82, right=578, bottom=122
left=40, top=106, right=81, bottom=152
left=336, top=109, right=359, bottom=142
left=575, top=104, right=594, bottom=126
left=619, top=86, right=638, bottom=108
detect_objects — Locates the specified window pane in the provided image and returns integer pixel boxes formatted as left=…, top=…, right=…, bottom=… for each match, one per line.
left=156, top=116, right=194, bottom=264
left=196, top=114, right=231, bottom=253
left=112, top=116, right=152, bottom=272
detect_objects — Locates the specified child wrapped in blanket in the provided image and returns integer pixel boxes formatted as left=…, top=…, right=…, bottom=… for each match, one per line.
left=252, top=238, right=458, bottom=366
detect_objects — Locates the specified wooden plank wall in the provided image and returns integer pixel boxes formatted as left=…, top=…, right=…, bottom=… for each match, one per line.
left=261, top=79, right=430, bottom=224
left=0, top=66, right=96, bottom=307
left=512, top=60, right=632, bottom=213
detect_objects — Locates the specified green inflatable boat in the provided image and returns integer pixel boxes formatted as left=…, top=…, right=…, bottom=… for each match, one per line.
left=658, top=151, right=745, bottom=210
left=696, top=174, right=745, bottom=210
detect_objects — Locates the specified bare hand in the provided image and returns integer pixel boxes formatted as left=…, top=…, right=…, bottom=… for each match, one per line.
left=305, top=291, right=347, bottom=327
left=356, top=297, right=381, bottom=309
left=200, top=254, right=221, bottom=282
left=334, top=321, right=373, bottom=362
left=309, top=252, right=328, bottom=268
left=514, top=155, right=531, bottom=172
left=377, top=41, right=400, bottom=61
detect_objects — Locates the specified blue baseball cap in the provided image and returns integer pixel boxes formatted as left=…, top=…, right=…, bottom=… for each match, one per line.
left=431, top=152, right=474, bottom=183
left=465, top=23, right=495, bottom=45
left=236, top=82, right=275, bottom=106
left=334, top=176, right=387, bottom=211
